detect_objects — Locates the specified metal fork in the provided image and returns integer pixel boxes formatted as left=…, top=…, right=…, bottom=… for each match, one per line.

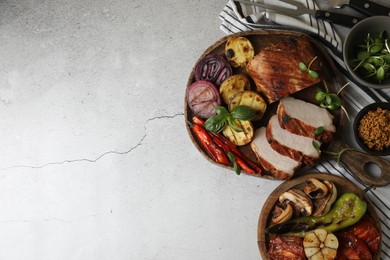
left=233, top=0, right=362, bottom=27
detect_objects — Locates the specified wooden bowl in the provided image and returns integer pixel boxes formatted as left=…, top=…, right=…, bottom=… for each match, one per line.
left=185, top=30, right=390, bottom=187
left=185, top=30, right=344, bottom=179
left=257, top=172, right=381, bottom=259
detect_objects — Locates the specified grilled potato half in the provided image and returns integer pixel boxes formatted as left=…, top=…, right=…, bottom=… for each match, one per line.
left=222, top=119, right=254, bottom=146
left=219, top=74, right=251, bottom=104
left=225, top=36, right=254, bottom=67
left=229, top=91, right=267, bottom=121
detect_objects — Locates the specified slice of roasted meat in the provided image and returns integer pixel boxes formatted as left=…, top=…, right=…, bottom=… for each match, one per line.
left=277, top=97, right=336, bottom=143
left=250, top=127, right=301, bottom=180
left=266, top=114, right=321, bottom=164
left=246, top=36, right=322, bottom=103
left=268, top=235, right=306, bottom=260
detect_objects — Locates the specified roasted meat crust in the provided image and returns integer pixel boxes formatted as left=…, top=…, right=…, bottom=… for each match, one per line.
left=250, top=141, right=296, bottom=180
left=266, top=122, right=318, bottom=165
left=277, top=101, right=334, bottom=143
left=246, top=36, right=321, bottom=103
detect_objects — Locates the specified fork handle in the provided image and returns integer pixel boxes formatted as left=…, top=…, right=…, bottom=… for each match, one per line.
left=349, top=0, right=390, bottom=16
left=314, top=10, right=362, bottom=28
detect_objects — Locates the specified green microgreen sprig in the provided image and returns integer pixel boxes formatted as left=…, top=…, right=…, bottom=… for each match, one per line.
left=204, top=105, right=256, bottom=133
left=315, top=81, right=351, bottom=121
left=351, top=31, right=390, bottom=83
left=314, top=126, right=325, bottom=136
left=299, top=56, right=319, bottom=79
left=311, top=141, right=356, bottom=165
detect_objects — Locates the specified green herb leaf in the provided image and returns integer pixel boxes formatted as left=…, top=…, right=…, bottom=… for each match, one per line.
left=312, top=140, right=321, bottom=152
left=370, top=43, right=383, bottom=54
left=357, top=51, right=370, bottom=60
left=204, top=113, right=227, bottom=133
left=230, top=105, right=257, bottom=121
left=328, top=93, right=341, bottom=107
left=299, top=56, right=318, bottom=78
left=353, top=31, right=390, bottom=83
left=308, top=70, right=319, bottom=79
left=227, top=152, right=241, bottom=175
left=215, top=106, right=229, bottom=116
left=377, top=66, right=385, bottom=82
left=299, top=62, right=307, bottom=71
left=314, top=126, right=325, bottom=136
left=227, top=117, right=242, bottom=132
left=327, top=103, right=339, bottom=110
left=315, top=90, right=327, bottom=101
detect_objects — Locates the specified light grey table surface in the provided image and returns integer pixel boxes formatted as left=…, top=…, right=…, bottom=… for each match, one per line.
left=0, top=0, right=389, bottom=259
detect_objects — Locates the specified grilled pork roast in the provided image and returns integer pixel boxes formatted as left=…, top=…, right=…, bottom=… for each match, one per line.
left=277, top=97, right=336, bottom=143
left=251, top=97, right=335, bottom=179
left=246, top=36, right=321, bottom=103
left=251, top=127, right=301, bottom=180
left=266, top=115, right=321, bottom=165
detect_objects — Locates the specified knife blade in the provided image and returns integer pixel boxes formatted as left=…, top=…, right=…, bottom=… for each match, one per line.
left=327, top=0, right=390, bottom=16
left=233, top=0, right=362, bottom=27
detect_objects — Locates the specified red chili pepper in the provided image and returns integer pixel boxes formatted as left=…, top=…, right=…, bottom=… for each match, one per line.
left=192, top=116, right=262, bottom=175
left=192, top=116, right=205, bottom=126
left=210, top=129, right=262, bottom=175
left=191, top=124, right=229, bottom=165
left=234, top=154, right=256, bottom=175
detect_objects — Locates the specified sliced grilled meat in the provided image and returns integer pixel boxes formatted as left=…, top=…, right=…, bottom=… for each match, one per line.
left=251, top=127, right=301, bottom=180
left=266, top=115, right=321, bottom=165
left=246, top=36, right=321, bottom=103
left=277, top=97, right=336, bottom=143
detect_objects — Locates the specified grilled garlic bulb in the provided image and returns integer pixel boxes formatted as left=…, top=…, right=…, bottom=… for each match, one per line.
left=303, top=229, right=339, bottom=260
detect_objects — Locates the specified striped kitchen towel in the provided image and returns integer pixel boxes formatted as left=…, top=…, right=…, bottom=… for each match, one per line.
left=219, top=0, right=390, bottom=258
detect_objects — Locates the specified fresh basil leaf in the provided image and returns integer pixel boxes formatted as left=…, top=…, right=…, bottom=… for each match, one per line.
left=233, top=162, right=241, bottom=175
left=215, top=106, right=229, bottom=116
left=227, top=117, right=242, bottom=132
left=230, top=105, right=256, bottom=121
left=204, top=114, right=227, bottom=133
left=227, top=152, right=241, bottom=175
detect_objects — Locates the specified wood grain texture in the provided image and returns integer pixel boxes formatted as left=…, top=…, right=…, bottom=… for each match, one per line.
left=257, top=172, right=381, bottom=260
left=185, top=30, right=343, bottom=179
left=184, top=30, right=390, bottom=187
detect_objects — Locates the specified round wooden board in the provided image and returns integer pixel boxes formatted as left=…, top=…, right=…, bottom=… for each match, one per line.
left=184, top=30, right=344, bottom=180
left=257, top=172, right=381, bottom=260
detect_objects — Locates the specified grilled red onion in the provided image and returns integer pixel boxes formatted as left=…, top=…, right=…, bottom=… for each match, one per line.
left=195, top=54, right=232, bottom=86
left=187, top=80, right=221, bottom=118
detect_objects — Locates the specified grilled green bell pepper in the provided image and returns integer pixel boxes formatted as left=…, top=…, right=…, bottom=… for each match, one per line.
left=267, top=192, right=367, bottom=237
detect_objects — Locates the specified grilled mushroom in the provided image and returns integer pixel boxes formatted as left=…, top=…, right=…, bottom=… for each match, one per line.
left=303, top=178, right=329, bottom=199
left=312, top=180, right=338, bottom=217
left=271, top=203, right=293, bottom=224
left=279, top=189, right=313, bottom=217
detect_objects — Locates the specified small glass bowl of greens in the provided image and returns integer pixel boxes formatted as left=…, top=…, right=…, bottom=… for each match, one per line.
left=343, top=16, right=390, bottom=89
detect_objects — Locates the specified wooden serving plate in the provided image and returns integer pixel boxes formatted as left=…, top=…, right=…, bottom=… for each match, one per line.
left=257, top=172, right=381, bottom=260
left=185, top=30, right=390, bottom=186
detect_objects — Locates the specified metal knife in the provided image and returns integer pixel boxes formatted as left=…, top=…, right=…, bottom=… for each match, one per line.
left=326, top=0, right=390, bottom=16
left=234, top=0, right=363, bottom=27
